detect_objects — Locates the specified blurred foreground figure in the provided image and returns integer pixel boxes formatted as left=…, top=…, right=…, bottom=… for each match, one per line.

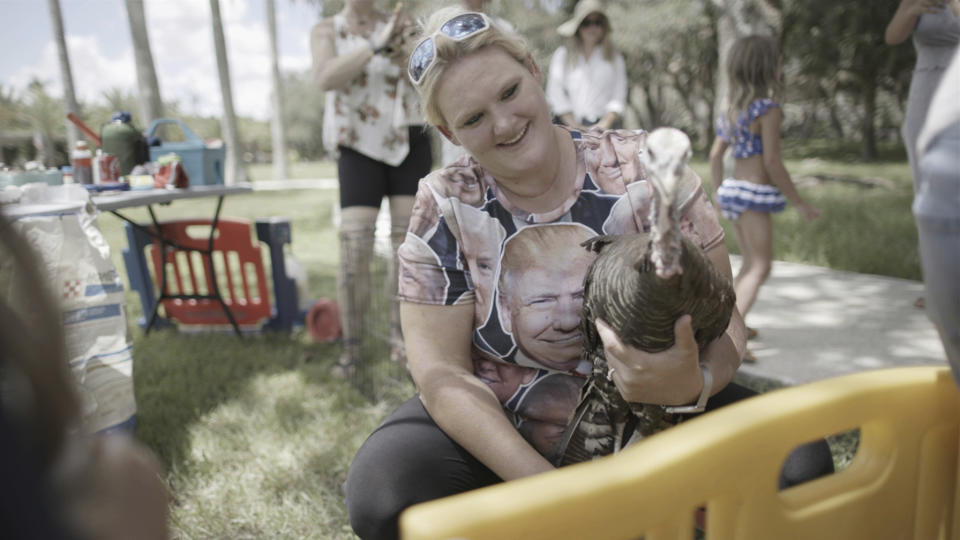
left=0, top=213, right=169, bottom=540
left=914, top=42, right=960, bottom=385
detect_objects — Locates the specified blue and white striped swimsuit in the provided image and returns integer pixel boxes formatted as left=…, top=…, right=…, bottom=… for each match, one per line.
left=715, top=179, right=787, bottom=221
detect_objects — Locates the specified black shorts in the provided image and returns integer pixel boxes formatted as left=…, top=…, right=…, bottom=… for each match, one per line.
left=337, top=126, right=433, bottom=209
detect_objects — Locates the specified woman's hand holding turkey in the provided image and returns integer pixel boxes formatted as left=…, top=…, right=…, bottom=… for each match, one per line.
left=595, top=315, right=705, bottom=407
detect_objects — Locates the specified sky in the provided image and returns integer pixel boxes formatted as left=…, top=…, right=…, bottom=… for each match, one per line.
left=0, top=0, right=322, bottom=122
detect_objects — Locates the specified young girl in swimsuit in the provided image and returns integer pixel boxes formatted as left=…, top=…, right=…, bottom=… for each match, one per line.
left=709, top=35, right=820, bottom=360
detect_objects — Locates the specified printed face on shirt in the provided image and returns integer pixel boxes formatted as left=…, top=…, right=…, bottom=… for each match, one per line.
left=459, top=205, right=505, bottom=323
left=516, top=373, right=582, bottom=456
left=397, top=236, right=447, bottom=303
left=435, top=46, right=555, bottom=184
left=498, top=225, right=596, bottom=372
left=473, top=354, right=538, bottom=403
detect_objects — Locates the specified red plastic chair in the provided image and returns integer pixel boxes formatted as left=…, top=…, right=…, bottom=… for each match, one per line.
left=146, top=217, right=271, bottom=331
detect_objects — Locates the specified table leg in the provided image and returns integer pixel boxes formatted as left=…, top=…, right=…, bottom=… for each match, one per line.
left=109, top=198, right=243, bottom=337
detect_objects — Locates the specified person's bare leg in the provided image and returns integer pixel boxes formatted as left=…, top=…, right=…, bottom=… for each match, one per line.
left=732, top=218, right=752, bottom=289
left=387, top=195, right=414, bottom=363
left=337, top=205, right=379, bottom=375
left=733, top=210, right=773, bottom=319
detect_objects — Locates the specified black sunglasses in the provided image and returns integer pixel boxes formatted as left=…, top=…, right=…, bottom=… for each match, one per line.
left=580, top=17, right=606, bottom=28
left=408, top=12, right=492, bottom=86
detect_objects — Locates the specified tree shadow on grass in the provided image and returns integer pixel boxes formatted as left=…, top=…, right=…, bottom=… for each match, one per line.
left=131, top=329, right=348, bottom=471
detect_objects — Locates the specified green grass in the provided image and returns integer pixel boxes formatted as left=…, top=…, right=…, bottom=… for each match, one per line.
left=246, top=160, right=338, bottom=182
left=88, top=147, right=917, bottom=538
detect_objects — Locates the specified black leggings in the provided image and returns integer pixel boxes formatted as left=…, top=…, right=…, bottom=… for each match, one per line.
left=337, top=126, right=433, bottom=209
left=344, top=382, right=835, bottom=540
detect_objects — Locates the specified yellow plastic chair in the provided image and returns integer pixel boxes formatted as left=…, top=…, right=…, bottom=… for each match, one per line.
left=401, top=366, right=960, bottom=540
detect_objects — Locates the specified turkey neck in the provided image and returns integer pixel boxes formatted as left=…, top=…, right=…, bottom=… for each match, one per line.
left=650, top=189, right=682, bottom=279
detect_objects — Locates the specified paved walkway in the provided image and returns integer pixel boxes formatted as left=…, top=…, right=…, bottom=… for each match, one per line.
left=731, top=256, right=947, bottom=387
left=252, top=179, right=949, bottom=387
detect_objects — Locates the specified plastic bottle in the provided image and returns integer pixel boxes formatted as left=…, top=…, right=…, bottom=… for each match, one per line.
left=61, top=165, right=74, bottom=184
left=72, top=140, right=93, bottom=184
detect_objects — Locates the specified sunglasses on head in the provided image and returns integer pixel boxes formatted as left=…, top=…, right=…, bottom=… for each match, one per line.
left=580, top=17, right=606, bottom=28
left=408, top=12, right=491, bottom=86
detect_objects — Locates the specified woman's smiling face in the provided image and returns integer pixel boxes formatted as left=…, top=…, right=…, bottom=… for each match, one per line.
left=435, top=46, right=555, bottom=183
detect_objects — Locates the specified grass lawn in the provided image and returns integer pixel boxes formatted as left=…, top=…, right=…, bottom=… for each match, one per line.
left=88, top=140, right=917, bottom=539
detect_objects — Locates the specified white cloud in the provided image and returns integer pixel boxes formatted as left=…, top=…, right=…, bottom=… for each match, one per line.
left=144, top=0, right=314, bottom=120
left=6, top=0, right=315, bottom=121
left=8, top=34, right=137, bottom=104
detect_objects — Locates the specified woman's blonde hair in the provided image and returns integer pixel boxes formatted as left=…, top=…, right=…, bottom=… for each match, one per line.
left=724, top=35, right=782, bottom=127
left=565, top=12, right=613, bottom=67
left=412, top=6, right=534, bottom=127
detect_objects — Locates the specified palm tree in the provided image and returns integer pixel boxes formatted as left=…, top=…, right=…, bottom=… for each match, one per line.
left=209, top=0, right=244, bottom=184
left=267, top=0, right=289, bottom=181
left=124, top=0, right=165, bottom=126
left=46, top=0, right=80, bottom=154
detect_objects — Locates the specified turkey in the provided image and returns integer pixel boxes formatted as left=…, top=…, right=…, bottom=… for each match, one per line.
left=552, top=128, right=736, bottom=466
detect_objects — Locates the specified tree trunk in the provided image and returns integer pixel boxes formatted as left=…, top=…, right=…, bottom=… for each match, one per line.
left=209, top=0, right=244, bottom=184
left=819, top=82, right=845, bottom=139
left=46, top=0, right=80, bottom=154
left=711, top=0, right=781, bottom=119
left=861, top=76, right=878, bottom=160
left=125, top=0, right=164, bottom=126
left=266, top=0, right=289, bottom=181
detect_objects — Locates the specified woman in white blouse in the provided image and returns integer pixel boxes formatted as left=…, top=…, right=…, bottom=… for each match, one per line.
left=546, top=0, right=628, bottom=131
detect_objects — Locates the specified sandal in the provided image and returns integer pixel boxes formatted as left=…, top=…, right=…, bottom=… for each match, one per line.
left=390, top=340, right=407, bottom=364
left=746, top=326, right=758, bottom=340
left=333, top=339, right=360, bottom=379
left=742, top=348, right=757, bottom=364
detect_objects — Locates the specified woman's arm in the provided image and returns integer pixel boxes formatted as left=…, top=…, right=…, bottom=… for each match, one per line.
left=760, top=109, right=820, bottom=221
left=311, top=20, right=373, bottom=92
left=402, top=301, right=555, bottom=480
left=311, top=8, right=404, bottom=92
left=885, top=0, right=945, bottom=44
left=596, top=240, right=745, bottom=406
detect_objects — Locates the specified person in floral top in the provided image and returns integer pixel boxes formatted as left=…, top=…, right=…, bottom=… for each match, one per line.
left=311, top=0, right=431, bottom=370
left=343, top=8, right=833, bottom=540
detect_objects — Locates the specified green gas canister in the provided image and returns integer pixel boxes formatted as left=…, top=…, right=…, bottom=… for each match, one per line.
left=101, top=111, right=149, bottom=175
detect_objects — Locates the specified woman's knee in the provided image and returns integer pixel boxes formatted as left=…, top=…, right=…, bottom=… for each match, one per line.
left=344, top=462, right=405, bottom=540
left=344, top=397, right=496, bottom=539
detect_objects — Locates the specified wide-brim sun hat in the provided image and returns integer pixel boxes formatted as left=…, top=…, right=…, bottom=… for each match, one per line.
left=557, top=0, right=608, bottom=37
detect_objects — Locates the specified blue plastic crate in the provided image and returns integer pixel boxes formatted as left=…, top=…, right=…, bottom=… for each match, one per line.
left=146, top=118, right=225, bottom=186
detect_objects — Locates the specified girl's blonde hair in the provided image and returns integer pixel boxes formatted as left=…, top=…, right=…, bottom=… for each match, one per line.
left=565, top=12, right=613, bottom=68
left=412, top=6, right=534, bottom=127
left=725, top=35, right=782, bottom=127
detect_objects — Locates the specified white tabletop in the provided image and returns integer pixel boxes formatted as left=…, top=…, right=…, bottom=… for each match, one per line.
left=92, top=183, right=253, bottom=211
left=2, top=183, right=254, bottom=220
left=1, top=200, right=86, bottom=219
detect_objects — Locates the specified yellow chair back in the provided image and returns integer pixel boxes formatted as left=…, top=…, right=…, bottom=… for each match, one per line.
left=401, top=366, right=960, bottom=540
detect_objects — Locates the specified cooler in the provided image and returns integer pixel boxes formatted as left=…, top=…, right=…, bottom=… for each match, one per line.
left=146, top=118, right=225, bottom=186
